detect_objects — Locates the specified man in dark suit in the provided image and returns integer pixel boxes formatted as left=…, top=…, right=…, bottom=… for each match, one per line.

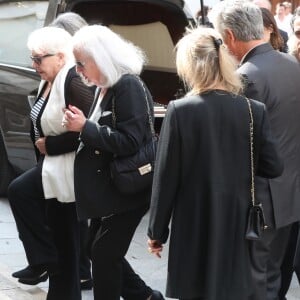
left=212, top=1, right=300, bottom=299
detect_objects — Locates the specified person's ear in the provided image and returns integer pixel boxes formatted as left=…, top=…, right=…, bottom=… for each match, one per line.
left=225, top=28, right=236, bottom=43
left=57, top=52, right=64, bottom=61
left=56, top=52, right=65, bottom=67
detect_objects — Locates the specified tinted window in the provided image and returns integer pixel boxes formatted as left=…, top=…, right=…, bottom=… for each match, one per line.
left=0, top=1, right=48, bottom=67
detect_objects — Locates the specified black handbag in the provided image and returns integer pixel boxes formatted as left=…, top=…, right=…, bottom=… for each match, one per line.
left=245, top=98, right=268, bottom=241
left=110, top=76, right=157, bottom=195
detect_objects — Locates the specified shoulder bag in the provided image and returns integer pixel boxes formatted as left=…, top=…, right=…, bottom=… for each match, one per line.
left=110, top=76, right=158, bottom=195
left=245, top=98, right=268, bottom=240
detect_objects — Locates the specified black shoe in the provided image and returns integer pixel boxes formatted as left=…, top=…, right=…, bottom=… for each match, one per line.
left=150, top=290, right=164, bottom=300
left=18, top=271, right=48, bottom=285
left=12, top=265, right=47, bottom=279
left=12, top=265, right=48, bottom=285
left=80, top=278, right=93, bottom=290
left=12, top=265, right=32, bottom=278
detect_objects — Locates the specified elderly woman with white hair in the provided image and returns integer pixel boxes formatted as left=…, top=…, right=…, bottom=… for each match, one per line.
left=8, top=26, right=94, bottom=300
left=64, top=25, right=164, bottom=300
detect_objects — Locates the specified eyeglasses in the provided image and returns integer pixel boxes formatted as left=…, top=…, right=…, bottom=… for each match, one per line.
left=30, top=54, right=55, bottom=65
left=75, top=61, right=86, bottom=69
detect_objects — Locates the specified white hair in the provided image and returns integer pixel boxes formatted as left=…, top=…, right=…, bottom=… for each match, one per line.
left=72, top=25, right=146, bottom=87
left=27, top=26, right=73, bottom=61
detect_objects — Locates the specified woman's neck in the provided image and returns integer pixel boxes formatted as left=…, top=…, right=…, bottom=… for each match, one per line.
left=43, top=82, right=51, bottom=99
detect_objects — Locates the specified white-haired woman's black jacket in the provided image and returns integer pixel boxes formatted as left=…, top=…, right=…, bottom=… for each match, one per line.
left=74, top=74, right=154, bottom=219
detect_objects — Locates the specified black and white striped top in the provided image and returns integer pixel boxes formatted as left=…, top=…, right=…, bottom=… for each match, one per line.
left=30, top=96, right=45, bottom=141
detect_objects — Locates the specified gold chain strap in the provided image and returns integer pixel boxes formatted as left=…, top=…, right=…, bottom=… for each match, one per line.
left=111, top=76, right=155, bottom=137
left=135, top=75, right=155, bottom=137
left=246, top=98, right=255, bottom=207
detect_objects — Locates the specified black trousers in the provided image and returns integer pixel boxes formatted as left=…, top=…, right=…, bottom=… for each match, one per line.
left=8, top=163, right=81, bottom=300
left=248, top=225, right=291, bottom=300
left=79, top=220, right=92, bottom=280
left=90, top=204, right=153, bottom=300
left=278, top=222, right=300, bottom=300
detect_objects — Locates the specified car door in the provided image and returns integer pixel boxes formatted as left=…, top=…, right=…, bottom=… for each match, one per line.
left=44, top=0, right=191, bottom=130
left=0, top=0, right=49, bottom=194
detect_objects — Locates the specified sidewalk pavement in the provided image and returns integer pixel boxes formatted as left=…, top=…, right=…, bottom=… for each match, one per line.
left=0, top=197, right=169, bottom=300
left=0, top=196, right=299, bottom=300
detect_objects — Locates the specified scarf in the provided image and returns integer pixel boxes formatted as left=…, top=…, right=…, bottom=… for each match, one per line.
left=40, top=61, right=76, bottom=203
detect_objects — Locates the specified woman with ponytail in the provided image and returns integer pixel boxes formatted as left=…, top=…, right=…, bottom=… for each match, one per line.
left=147, top=27, right=283, bottom=300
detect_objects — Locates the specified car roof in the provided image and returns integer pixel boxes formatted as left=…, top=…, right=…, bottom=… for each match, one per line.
left=63, top=0, right=185, bottom=9
left=45, top=0, right=190, bottom=104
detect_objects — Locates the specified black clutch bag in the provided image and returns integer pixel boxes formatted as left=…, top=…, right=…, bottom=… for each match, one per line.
left=245, top=203, right=267, bottom=240
left=245, top=98, right=268, bottom=241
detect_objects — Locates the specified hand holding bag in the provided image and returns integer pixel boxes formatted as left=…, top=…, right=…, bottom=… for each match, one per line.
left=110, top=76, right=158, bottom=195
left=245, top=98, right=268, bottom=240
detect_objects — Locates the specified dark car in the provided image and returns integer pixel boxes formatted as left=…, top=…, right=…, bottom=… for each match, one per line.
left=0, top=0, right=191, bottom=195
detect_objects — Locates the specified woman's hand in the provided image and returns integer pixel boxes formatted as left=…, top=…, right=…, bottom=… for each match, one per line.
left=147, top=239, right=163, bottom=258
left=62, top=105, right=86, bottom=132
left=35, top=137, right=47, bottom=155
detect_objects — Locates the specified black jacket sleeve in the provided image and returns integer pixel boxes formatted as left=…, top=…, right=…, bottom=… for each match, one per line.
left=256, top=104, right=284, bottom=178
left=46, top=68, right=94, bottom=156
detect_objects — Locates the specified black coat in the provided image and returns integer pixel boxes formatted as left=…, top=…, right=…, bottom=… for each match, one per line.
left=240, top=43, right=300, bottom=228
left=148, top=91, right=283, bottom=299
left=74, top=74, right=154, bottom=220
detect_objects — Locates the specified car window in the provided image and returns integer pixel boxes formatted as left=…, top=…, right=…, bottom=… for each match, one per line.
left=0, top=1, right=48, bottom=67
left=110, top=22, right=176, bottom=72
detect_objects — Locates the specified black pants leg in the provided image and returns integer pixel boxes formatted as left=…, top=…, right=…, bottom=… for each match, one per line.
left=8, top=164, right=58, bottom=266
left=248, top=227, right=277, bottom=300
left=278, top=222, right=299, bottom=300
left=267, top=225, right=292, bottom=300
left=8, top=163, right=81, bottom=299
left=293, top=223, right=300, bottom=282
left=46, top=199, right=81, bottom=300
left=91, top=204, right=152, bottom=300
left=79, top=220, right=92, bottom=280
left=122, top=258, right=152, bottom=299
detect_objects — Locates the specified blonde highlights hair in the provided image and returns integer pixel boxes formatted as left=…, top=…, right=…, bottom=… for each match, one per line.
left=176, top=27, right=243, bottom=95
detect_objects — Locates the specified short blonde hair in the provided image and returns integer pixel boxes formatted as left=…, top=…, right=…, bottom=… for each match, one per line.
left=176, top=27, right=243, bottom=95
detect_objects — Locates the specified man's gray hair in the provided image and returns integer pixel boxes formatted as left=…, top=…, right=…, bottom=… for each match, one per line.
left=50, top=12, right=87, bottom=36
left=211, top=0, right=264, bottom=42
